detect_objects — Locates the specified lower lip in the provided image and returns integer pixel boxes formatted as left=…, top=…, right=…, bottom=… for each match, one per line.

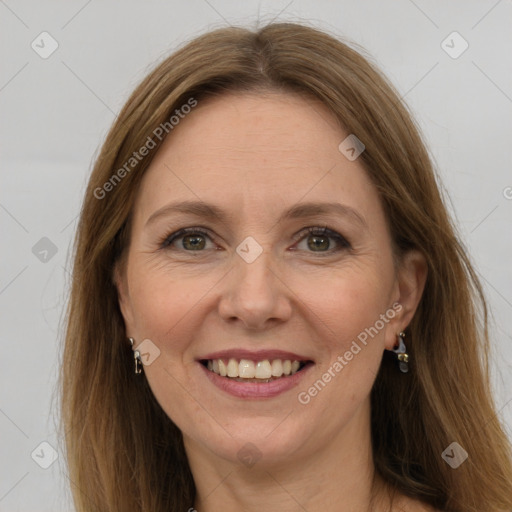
left=198, top=362, right=313, bottom=399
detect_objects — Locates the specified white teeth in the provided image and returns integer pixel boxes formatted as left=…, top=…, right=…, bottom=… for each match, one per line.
left=239, top=359, right=255, bottom=378
left=271, top=359, right=283, bottom=377
left=205, top=358, right=305, bottom=379
left=255, top=360, right=272, bottom=379
left=227, top=358, right=238, bottom=377
left=218, top=359, right=227, bottom=376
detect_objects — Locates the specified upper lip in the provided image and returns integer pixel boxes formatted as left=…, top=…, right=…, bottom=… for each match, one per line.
left=198, top=349, right=313, bottom=362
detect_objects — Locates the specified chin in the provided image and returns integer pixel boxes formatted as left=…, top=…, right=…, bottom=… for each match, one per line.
left=194, top=417, right=313, bottom=468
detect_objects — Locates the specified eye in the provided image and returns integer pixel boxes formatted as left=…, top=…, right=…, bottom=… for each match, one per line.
left=159, top=225, right=351, bottom=254
left=292, top=226, right=351, bottom=254
left=160, top=227, right=215, bottom=251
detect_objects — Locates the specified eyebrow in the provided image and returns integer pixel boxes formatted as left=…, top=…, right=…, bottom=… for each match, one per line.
left=145, top=200, right=368, bottom=229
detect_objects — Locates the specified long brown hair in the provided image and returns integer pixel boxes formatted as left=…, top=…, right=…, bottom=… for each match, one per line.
left=58, top=21, right=512, bottom=511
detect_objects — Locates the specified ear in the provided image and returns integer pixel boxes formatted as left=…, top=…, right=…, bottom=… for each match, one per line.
left=384, top=249, right=428, bottom=351
left=113, top=260, right=135, bottom=331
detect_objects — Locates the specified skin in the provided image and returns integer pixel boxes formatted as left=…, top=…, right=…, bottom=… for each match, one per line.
left=115, top=91, right=431, bottom=511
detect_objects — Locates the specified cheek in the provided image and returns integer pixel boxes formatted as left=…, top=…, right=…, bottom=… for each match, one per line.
left=127, top=257, right=208, bottom=339
left=127, top=268, right=205, bottom=424
left=294, top=263, right=391, bottom=345
left=291, top=264, right=392, bottom=407
left=295, top=278, right=389, bottom=424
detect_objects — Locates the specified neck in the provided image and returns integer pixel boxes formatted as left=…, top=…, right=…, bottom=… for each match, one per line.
left=186, top=399, right=391, bottom=512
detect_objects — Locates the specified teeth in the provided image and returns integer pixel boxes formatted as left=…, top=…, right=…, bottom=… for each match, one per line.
left=205, top=358, right=305, bottom=379
left=255, top=360, right=272, bottom=379
left=227, top=358, right=238, bottom=377
left=239, top=359, right=255, bottom=378
left=218, top=359, right=227, bottom=377
left=271, top=359, right=283, bottom=377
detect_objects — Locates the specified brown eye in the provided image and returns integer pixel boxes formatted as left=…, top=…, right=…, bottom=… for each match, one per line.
left=181, top=234, right=206, bottom=250
left=161, top=228, right=213, bottom=251
left=307, top=233, right=330, bottom=251
left=294, top=227, right=351, bottom=254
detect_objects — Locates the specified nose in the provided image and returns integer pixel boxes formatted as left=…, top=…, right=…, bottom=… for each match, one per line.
left=217, top=248, right=292, bottom=331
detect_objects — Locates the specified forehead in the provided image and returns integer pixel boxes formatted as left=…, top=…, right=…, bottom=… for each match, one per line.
left=153, top=90, right=345, bottom=170
left=134, top=91, right=386, bottom=234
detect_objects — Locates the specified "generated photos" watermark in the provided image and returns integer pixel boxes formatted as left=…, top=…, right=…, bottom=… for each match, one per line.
left=298, top=302, right=402, bottom=404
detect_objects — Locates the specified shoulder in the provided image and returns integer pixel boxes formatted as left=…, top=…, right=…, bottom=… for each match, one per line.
left=395, top=496, right=441, bottom=512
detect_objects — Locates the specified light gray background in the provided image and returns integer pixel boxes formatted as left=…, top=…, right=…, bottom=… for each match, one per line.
left=1, top=1, right=511, bottom=510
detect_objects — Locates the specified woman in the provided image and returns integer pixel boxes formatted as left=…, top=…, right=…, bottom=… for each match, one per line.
left=59, top=21, right=512, bottom=511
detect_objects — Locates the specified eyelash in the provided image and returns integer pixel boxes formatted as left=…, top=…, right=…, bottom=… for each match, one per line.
left=159, top=225, right=351, bottom=255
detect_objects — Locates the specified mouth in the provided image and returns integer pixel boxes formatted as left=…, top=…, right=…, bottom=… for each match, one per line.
left=199, top=357, right=311, bottom=382
left=196, top=350, right=314, bottom=399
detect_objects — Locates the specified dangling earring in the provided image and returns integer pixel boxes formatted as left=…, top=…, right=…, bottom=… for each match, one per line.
left=392, top=331, right=409, bottom=373
left=129, top=337, right=143, bottom=374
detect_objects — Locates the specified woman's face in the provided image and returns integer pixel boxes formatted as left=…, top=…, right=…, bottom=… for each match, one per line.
left=116, top=91, right=424, bottom=468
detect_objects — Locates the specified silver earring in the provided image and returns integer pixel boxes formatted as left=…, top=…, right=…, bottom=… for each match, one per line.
left=392, top=331, right=409, bottom=373
left=129, top=337, right=142, bottom=374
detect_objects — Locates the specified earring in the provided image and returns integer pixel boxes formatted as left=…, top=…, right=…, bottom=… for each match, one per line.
left=392, top=331, right=409, bottom=373
left=129, top=337, right=143, bottom=374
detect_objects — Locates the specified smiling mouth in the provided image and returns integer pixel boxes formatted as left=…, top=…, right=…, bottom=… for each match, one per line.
left=200, top=358, right=312, bottom=383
